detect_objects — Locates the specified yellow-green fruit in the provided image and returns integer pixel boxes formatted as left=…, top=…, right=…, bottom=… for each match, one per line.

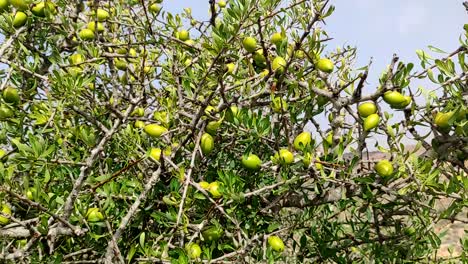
left=242, top=37, right=257, bottom=53
left=391, top=96, right=411, bottom=109
left=79, top=28, right=95, bottom=40
left=87, top=21, right=105, bottom=32
left=275, top=149, right=294, bottom=165
left=10, top=0, right=28, bottom=10
left=177, top=30, right=190, bottom=41
left=202, top=227, right=223, bottom=241
left=208, top=181, right=222, bottom=198
left=144, top=124, right=167, bottom=137
left=114, top=59, right=127, bottom=70
left=149, top=3, right=161, bottom=13
left=0, top=149, right=6, bottom=158
left=268, top=236, right=285, bottom=252
left=218, top=0, right=226, bottom=8
left=26, top=187, right=36, bottom=200
left=149, top=147, right=162, bottom=161
left=86, top=208, right=104, bottom=222
left=12, top=11, right=27, bottom=28
left=302, top=152, right=312, bottom=168
left=271, top=96, right=288, bottom=113
left=294, top=131, right=312, bottom=151
left=31, top=1, right=55, bottom=17
left=0, top=203, right=12, bottom=225
left=272, top=56, right=287, bottom=72
left=96, top=8, right=109, bottom=21
left=260, top=69, right=269, bottom=77
left=357, top=102, right=377, bottom=118
left=383, top=91, right=406, bottom=105
left=363, top=113, right=380, bottom=131
left=204, top=105, right=216, bottom=116
left=132, top=107, right=145, bottom=117
left=69, top=53, right=85, bottom=65
left=434, top=111, right=455, bottom=129
left=0, top=0, right=9, bottom=11
left=199, top=181, right=210, bottom=190
left=0, top=105, right=13, bottom=119
left=242, top=154, right=262, bottom=170
left=253, top=50, right=266, bottom=65
left=225, top=63, right=235, bottom=74
left=200, top=133, right=214, bottom=154
left=134, top=120, right=145, bottom=128
left=374, top=159, right=394, bottom=177
left=3, top=87, right=19, bottom=104
left=270, top=32, right=283, bottom=46
left=185, top=243, right=202, bottom=259
left=316, top=58, right=334, bottom=73
left=206, top=120, right=221, bottom=135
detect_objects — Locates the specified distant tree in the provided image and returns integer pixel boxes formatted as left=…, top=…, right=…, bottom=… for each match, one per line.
left=0, top=0, right=466, bottom=263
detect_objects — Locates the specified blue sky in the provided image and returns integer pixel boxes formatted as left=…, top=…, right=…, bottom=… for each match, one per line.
left=165, top=0, right=466, bottom=88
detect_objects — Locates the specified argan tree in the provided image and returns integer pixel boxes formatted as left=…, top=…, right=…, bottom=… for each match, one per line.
left=0, top=0, right=466, bottom=263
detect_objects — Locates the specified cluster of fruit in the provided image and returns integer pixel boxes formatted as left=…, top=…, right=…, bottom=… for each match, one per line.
left=0, top=0, right=56, bottom=28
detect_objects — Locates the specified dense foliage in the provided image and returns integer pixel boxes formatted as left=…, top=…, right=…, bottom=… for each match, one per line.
left=0, top=0, right=466, bottom=263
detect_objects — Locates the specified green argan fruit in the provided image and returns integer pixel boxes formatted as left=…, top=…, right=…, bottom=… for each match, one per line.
left=242, top=37, right=257, bottom=53
left=374, top=159, right=394, bottom=177
left=293, top=131, right=312, bottom=151
left=357, top=102, right=377, bottom=118
left=363, top=113, right=380, bottom=131
left=12, top=11, right=27, bottom=28
left=316, top=58, right=334, bottom=73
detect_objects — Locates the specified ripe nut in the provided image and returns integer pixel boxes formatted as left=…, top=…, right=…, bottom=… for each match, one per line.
left=268, top=236, right=285, bottom=252
left=357, top=102, right=377, bottom=118
left=241, top=154, right=262, bottom=170
left=134, top=120, right=145, bottom=128
left=225, top=63, right=235, bottom=74
left=270, top=32, right=283, bottom=46
left=204, top=105, right=216, bottom=116
left=273, top=149, right=294, bottom=165
left=86, top=207, right=104, bottom=222
left=199, top=181, right=210, bottom=190
left=363, top=113, right=380, bottom=131
left=96, top=8, right=110, bottom=21
left=202, top=226, right=223, bottom=241
left=208, top=181, right=222, bottom=198
left=79, top=28, right=95, bottom=40
left=0, top=203, right=12, bottom=225
left=149, top=148, right=162, bottom=161
left=374, top=159, right=394, bottom=177
left=0, top=104, right=14, bottom=119
left=383, top=91, right=406, bottom=106
left=177, top=30, right=190, bottom=41
left=144, top=124, right=167, bottom=137
left=242, top=37, right=257, bottom=53
left=13, top=11, right=27, bottom=28
left=185, top=242, right=202, bottom=259
left=200, top=133, right=214, bottom=155
left=3, top=87, right=20, bottom=104
left=316, top=58, right=334, bottom=73
left=271, top=96, right=288, bottom=113
left=149, top=4, right=161, bottom=13
left=69, top=53, right=85, bottom=65
left=434, top=111, right=454, bottom=129
left=293, top=131, right=312, bottom=151
left=87, top=21, right=105, bottom=32
left=272, top=56, right=287, bottom=72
